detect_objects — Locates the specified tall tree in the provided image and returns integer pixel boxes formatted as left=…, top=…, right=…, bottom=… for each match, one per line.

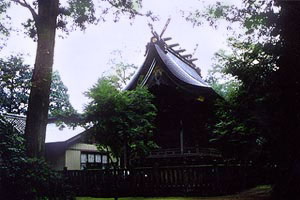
left=271, top=2, right=300, bottom=199
left=184, top=0, right=300, bottom=199
left=183, top=0, right=280, bottom=160
left=11, top=0, right=60, bottom=158
left=7, top=0, right=155, bottom=158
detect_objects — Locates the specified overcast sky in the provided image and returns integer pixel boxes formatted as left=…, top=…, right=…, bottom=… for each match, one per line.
left=2, top=0, right=236, bottom=142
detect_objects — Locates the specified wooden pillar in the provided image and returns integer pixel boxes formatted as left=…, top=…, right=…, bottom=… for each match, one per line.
left=180, top=120, right=183, bottom=154
left=123, top=143, right=127, bottom=169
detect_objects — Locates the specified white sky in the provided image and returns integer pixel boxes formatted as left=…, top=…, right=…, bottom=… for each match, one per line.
left=2, top=0, right=237, bottom=142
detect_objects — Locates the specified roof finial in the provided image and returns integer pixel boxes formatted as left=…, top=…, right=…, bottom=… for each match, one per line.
left=147, top=22, right=155, bottom=36
left=160, top=17, right=171, bottom=38
left=192, top=44, right=199, bottom=56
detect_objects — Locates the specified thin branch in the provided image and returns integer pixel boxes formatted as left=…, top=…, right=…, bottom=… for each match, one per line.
left=106, top=0, right=144, bottom=17
left=12, top=0, right=38, bottom=21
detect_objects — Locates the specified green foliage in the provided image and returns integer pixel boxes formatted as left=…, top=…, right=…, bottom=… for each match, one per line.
left=183, top=0, right=278, bottom=38
left=206, top=56, right=241, bottom=101
left=84, top=78, right=157, bottom=165
left=11, top=0, right=155, bottom=39
left=0, top=1, right=10, bottom=49
left=195, top=2, right=300, bottom=198
left=0, top=55, right=77, bottom=119
left=0, top=116, right=74, bottom=200
left=207, top=58, right=265, bottom=160
left=185, top=0, right=283, bottom=163
left=21, top=18, right=37, bottom=41
left=109, top=62, right=137, bottom=89
left=104, top=50, right=138, bottom=90
left=67, top=0, right=96, bottom=30
left=7, top=0, right=156, bottom=158
left=0, top=55, right=32, bottom=114
left=49, top=71, right=77, bottom=117
left=210, top=35, right=280, bottom=162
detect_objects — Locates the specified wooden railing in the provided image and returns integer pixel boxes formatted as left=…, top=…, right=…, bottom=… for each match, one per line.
left=62, top=164, right=274, bottom=197
left=148, top=147, right=222, bottom=158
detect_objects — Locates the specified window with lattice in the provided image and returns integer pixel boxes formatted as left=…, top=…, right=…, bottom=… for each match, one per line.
left=80, top=152, right=108, bottom=170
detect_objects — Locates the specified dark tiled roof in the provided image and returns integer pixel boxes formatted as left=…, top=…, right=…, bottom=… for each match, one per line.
left=1, top=113, right=85, bottom=145
left=125, top=36, right=216, bottom=97
left=2, top=113, right=26, bottom=134
left=155, top=44, right=210, bottom=88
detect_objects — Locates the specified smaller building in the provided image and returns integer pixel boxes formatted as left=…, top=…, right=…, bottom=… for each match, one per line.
left=2, top=113, right=109, bottom=171
left=45, top=132, right=109, bottom=170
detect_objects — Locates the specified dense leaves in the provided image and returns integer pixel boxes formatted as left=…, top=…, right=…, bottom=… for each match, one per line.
left=11, top=0, right=156, bottom=39
left=67, top=0, right=97, bottom=30
left=189, top=1, right=300, bottom=199
left=0, top=55, right=76, bottom=119
left=183, top=0, right=278, bottom=39
left=84, top=78, right=157, bottom=167
left=184, top=0, right=282, bottom=163
left=208, top=38, right=280, bottom=152
left=0, top=55, right=31, bottom=114
left=49, top=71, right=77, bottom=118
left=0, top=116, right=74, bottom=200
left=0, top=1, right=10, bottom=49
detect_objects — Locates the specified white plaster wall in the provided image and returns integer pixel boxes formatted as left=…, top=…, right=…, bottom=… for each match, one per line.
left=65, top=143, right=98, bottom=170
left=65, top=149, right=81, bottom=170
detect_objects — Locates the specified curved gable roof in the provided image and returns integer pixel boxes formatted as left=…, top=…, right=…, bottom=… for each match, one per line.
left=125, top=36, right=217, bottom=97
left=155, top=44, right=210, bottom=88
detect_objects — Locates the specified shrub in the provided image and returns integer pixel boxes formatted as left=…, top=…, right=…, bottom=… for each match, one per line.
left=0, top=116, right=74, bottom=200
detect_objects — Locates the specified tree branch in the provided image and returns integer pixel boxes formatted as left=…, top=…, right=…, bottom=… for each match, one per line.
left=12, top=0, right=38, bottom=22
left=106, top=0, right=145, bottom=17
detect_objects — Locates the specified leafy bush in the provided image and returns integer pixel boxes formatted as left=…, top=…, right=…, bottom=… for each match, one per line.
left=0, top=116, right=74, bottom=200
left=84, top=78, right=157, bottom=167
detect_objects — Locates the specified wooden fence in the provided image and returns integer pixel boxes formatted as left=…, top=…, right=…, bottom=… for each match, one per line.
left=63, top=164, right=273, bottom=197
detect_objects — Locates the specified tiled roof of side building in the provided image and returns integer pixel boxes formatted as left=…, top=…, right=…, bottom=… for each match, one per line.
left=2, top=113, right=26, bottom=134
left=1, top=113, right=85, bottom=143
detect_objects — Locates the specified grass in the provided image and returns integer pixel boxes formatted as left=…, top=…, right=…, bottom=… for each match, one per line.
left=77, top=198, right=217, bottom=200
left=76, top=185, right=272, bottom=200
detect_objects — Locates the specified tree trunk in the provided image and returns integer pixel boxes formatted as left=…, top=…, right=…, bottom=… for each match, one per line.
left=25, top=0, right=59, bottom=158
left=272, top=2, right=300, bottom=200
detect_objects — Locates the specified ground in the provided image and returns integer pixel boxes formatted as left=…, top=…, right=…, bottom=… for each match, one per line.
left=77, top=185, right=271, bottom=200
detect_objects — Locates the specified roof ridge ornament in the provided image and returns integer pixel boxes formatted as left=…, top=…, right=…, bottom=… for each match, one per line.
left=147, top=22, right=155, bottom=36
left=160, top=17, right=171, bottom=38
left=192, top=44, right=199, bottom=56
left=147, top=18, right=200, bottom=75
